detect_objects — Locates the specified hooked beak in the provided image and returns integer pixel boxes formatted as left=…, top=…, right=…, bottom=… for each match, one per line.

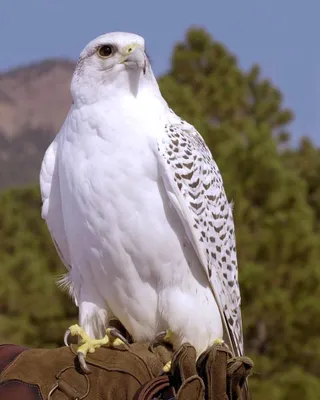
left=124, top=47, right=147, bottom=74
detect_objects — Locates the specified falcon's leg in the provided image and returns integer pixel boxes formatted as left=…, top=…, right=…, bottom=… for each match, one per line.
left=64, top=298, right=129, bottom=373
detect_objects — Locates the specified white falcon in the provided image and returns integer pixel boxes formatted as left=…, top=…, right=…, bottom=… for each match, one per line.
left=40, top=32, right=244, bottom=368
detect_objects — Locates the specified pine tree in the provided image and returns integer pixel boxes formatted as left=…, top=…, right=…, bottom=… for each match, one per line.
left=0, top=186, right=77, bottom=347
left=159, top=28, right=320, bottom=399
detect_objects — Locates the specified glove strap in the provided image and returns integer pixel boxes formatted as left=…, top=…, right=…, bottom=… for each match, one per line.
left=133, top=375, right=175, bottom=400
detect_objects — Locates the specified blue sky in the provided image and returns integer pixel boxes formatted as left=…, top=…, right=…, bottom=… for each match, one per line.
left=1, top=0, right=318, bottom=144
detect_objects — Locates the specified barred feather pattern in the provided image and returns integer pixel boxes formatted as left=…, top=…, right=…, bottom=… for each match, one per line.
left=157, top=111, right=243, bottom=356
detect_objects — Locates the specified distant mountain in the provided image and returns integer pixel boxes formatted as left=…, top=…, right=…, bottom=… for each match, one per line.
left=0, top=59, right=76, bottom=189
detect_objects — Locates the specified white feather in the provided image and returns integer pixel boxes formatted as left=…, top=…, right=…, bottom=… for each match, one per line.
left=40, top=32, right=243, bottom=355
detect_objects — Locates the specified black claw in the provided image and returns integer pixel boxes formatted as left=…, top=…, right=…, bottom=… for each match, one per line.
left=64, top=329, right=71, bottom=347
left=153, top=331, right=167, bottom=343
left=78, top=352, right=92, bottom=374
left=108, top=327, right=130, bottom=349
left=149, top=330, right=168, bottom=352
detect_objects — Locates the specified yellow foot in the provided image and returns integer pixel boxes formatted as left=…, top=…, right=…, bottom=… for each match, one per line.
left=213, top=338, right=224, bottom=345
left=163, top=329, right=175, bottom=343
left=162, top=360, right=172, bottom=373
left=64, top=324, right=129, bottom=374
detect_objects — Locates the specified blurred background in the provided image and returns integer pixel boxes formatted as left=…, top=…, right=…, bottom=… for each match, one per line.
left=0, top=1, right=319, bottom=399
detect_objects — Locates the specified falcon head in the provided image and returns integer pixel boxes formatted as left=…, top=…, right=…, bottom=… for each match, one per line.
left=71, top=32, right=153, bottom=104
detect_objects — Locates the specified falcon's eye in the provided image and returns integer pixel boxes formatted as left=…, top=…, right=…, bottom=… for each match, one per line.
left=98, top=45, right=114, bottom=58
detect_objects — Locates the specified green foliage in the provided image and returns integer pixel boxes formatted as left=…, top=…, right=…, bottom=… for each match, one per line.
left=0, top=186, right=77, bottom=347
left=161, top=28, right=320, bottom=399
left=0, top=28, right=319, bottom=398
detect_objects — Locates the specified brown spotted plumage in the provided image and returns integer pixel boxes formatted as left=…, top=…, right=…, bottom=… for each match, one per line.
left=157, top=109, right=243, bottom=357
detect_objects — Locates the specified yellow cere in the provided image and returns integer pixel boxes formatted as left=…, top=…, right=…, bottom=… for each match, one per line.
left=123, top=43, right=142, bottom=55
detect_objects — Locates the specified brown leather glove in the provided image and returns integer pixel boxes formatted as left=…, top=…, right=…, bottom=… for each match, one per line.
left=196, top=342, right=253, bottom=400
left=226, top=356, right=253, bottom=400
left=0, top=341, right=205, bottom=400
left=170, top=343, right=205, bottom=400
left=0, top=342, right=170, bottom=400
left=135, top=342, right=254, bottom=400
left=133, top=343, right=204, bottom=400
left=0, top=341, right=253, bottom=400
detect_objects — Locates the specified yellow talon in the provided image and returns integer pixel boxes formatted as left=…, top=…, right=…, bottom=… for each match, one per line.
left=65, top=324, right=126, bottom=357
left=163, top=360, right=172, bottom=373
left=68, top=324, right=92, bottom=342
left=213, top=338, right=224, bottom=345
left=163, top=329, right=174, bottom=343
left=64, top=323, right=129, bottom=374
left=106, top=327, right=125, bottom=347
left=67, top=324, right=109, bottom=356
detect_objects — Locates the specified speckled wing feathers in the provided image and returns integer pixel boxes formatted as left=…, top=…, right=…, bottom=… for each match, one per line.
left=156, top=110, right=243, bottom=356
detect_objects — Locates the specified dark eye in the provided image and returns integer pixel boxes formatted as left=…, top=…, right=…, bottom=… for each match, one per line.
left=98, top=45, right=114, bottom=58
